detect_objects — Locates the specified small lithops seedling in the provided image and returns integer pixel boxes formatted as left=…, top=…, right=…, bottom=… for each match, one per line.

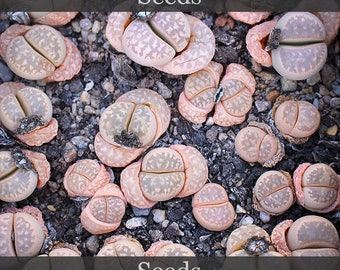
left=235, top=122, right=285, bottom=167
left=272, top=96, right=320, bottom=144
left=247, top=12, right=327, bottom=80
left=63, top=159, right=111, bottom=197
left=0, top=82, right=58, bottom=146
left=145, top=240, right=195, bottom=256
left=192, top=183, right=235, bottom=231
left=253, top=170, right=295, bottom=216
left=106, top=12, right=215, bottom=75
left=293, top=163, right=340, bottom=213
left=0, top=149, right=50, bottom=202
left=80, top=183, right=127, bottom=234
left=0, top=206, right=48, bottom=256
left=225, top=224, right=280, bottom=256
left=120, top=144, right=208, bottom=209
left=97, top=235, right=144, bottom=256
left=178, top=62, right=256, bottom=126
left=0, top=24, right=82, bottom=81
left=94, top=88, right=171, bottom=168
left=271, top=215, right=340, bottom=256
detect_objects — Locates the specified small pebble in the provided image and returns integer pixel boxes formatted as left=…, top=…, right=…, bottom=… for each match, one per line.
left=266, top=90, right=280, bottom=103
left=239, top=215, right=254, bottom=226
left=235, top=205, right=247, bottom=214
left=259, top=211, right=271, bottom=223
left=47, top=205, right=56, bottom=212
left=255, top=100, right=270, bottom=112
left=330, top=97, right=340, bottom=108
left=92, top=20, right=101, bottom=33
left=306, top=72, right=321, bottom=86
left=149, top=229, right=163, bottom=242
left=0, top=61, right=13, bottom=81
left=71, top=21, right=81, bottom=33
left=156, top=81, right=172, bottom=99
left=63, top=142, right=77, bottom=163
left=85, top=80, right=94, bottom=91
left=152, top=209, right=166, bottom=223
left=102, top=79, right=115, bottom=92
left=80, top=18, right=92, bottom=30
left=80, top=91, right=91, bottom=104
left=125, top=217, right=147, bottom=229
left=280, top=77, right=297, bottom=92
left=86, top=235, right=99, bottom=254
left=132, top=206, right=151, bottom=217
left=326, top=125, right=338, bottom=136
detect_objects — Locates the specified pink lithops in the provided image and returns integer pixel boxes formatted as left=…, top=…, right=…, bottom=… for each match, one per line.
left=293, top=163, right=340, bottom=213
left=63, top=159, right=111, bottom=197
left=253, top=170, right=295, bottom=216
left=0, top=24, right=82, bottom=81
left=106, top=12, right=215, bottom=75
left=272, top=97, right=320, bottom=144
left=314, top=12, right=340, bottom=45
left=0, top=82, right=58, bottom=146
left=178, top=62, right=256, bottom=127
left=97, top=235, right=144, bottom=256
left=94, top=88, right=170, bottom=168
left=235, top=122, right=284, bottom=167
left=80, top=183, right=127, bottom=234
left=0, top=149, right=50, bottom=202
left=0, top=206, right=47, bottom=256
left=120, top=144, right=208, bottom=209
left=192, top=183, right=235, bottom=231
left=225, top=224, right=279, bottom=256
left=28, top=12, right=78, bottom=26
left=145, top=240, right=195, bottom=256
left=271, top=215, right=340, bottom=256
left=228, top=12, right=271, bottom=24
left=48, top=243, right=82, bottom=256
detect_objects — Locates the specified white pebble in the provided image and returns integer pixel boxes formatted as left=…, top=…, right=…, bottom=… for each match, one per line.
left=125, top=217, right=147, bottom=229
left=259, top=212, right=271, bottom=223
left=239, top=215, right=254, bottom=226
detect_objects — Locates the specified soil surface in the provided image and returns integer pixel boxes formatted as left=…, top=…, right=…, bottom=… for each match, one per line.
left=0, top=12, right=339, bottom=256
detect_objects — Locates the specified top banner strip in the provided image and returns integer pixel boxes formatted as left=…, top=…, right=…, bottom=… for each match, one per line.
left=0, top=0, right=339, bottom=12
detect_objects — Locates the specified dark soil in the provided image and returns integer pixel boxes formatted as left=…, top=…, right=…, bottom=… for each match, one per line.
left=0, top=12, right=339, bottom=257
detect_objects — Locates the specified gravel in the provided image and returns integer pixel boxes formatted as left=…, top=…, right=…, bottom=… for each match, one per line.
left=0, top=11, right=339, bottom=257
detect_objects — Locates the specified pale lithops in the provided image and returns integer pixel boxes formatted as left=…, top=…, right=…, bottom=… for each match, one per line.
left=94, top=88, right=171, bottom=168
left=192, top=183, right=235, bottom=231
left=271, top=215, right=340, bottom=256
left=0, top=149, right=50, bottom=202
left=0, top=206, right=47, bottom=256
left=28, top=12, right=78, bottom=26
left=145, top=240, right=195, bottom=256
left=63, top=159, right=110, bottom=197
left=272, top=97, right=320, bottom=144
left=0, top=82, right=58, bottom=146
left=80, top=183, right=127, bottom=234
left=0, top=24, right=82, bottom=81
left=48, top=243, right=82, bottom=256
left=97, top=235, right=144, bottom=256
left=253, top=170, right=295, bottom=216
left=226, top=224, right=279, bottom=256
left=228, top=12, right=271, bottom=24
left=178, top=62, right=256, bottom=126
left=120, top=144, right=208, bottom=209
left=293, top=163, right=340, bottom=213
left=235, top=122, right=284, bottom=167
left=106, top=12, right=215, bottom=75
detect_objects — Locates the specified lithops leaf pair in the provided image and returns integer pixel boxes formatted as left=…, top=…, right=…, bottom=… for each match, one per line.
left=246, top=12, right=327, bottom=80
left=80, top=183, right=127, bottom=234
left=0, top=149, right=50, bottom=202
left=272, top=96, right=320, bottom=144
left=293, top=163, right=340, bottom=213
left=63, top=159, right=111, bottom=197
left=192, top=183, right=235, bottom=231
left=120, top=144, right=208, bottom=209
left=226, top=224, right=280, bottom=256
left=228, top=12, right=271, bottom=25
left=235, top=122, right=285, bottom=167
left=271, top=215, right=340, bottom=256
left=253, top=170, right=295, bottom=216
left=0, top=24, right=82, bottom=81
left=145, top=240, right=195, bottom=256
left=106, top=12, right=215, bottom=75
left=28, top=12, right=78, bottom=26
left=97, top=235, right=144, bottom=256
left=0, top=206, right=48, bottom=256
left=0, top=82, right=58, bottom=146
left=178, top=62, right=256, bottom=126
left=94, top=88, right=170, bottom=168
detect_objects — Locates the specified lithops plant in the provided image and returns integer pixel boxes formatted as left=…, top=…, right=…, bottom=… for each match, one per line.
left=0, top=24, right=82, bottom=81
left=97, top=235, right=144, bottom=256
left=80, top=183, right=127, bottom=234
left=192, top=183, right=235, bottom=231
left=106, top=12, right=215, bottom=75
left=94, top=88, right=170, bottom=168
left=145, top=240, right=195, bottom=256
left=178, top=61, right=256, bottom=126
left=120, top=144, right=208, bottom=209
left=226, top=224, right=280, bottom=256
left=0, top=206, right=48, bottom=256
left=228, top=12, right=271, bottom=24
left=63, top=159, right=111, bottom=197
left=28, top=12, right=78, bottom=26
left=293, top=163, right=340, bottom=213
left=253, top=170, right=295, bottom=216
left=0, top=149, right=50, bottom=202
left=246, top=12, right=327, bottom=80
left=234, top=122, right=285, bottom=167
left=272, top=96, right=320, bottom=144
left=0, top=82, right=58, bottom=146
left=271, top=215, right=340, bottom=256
